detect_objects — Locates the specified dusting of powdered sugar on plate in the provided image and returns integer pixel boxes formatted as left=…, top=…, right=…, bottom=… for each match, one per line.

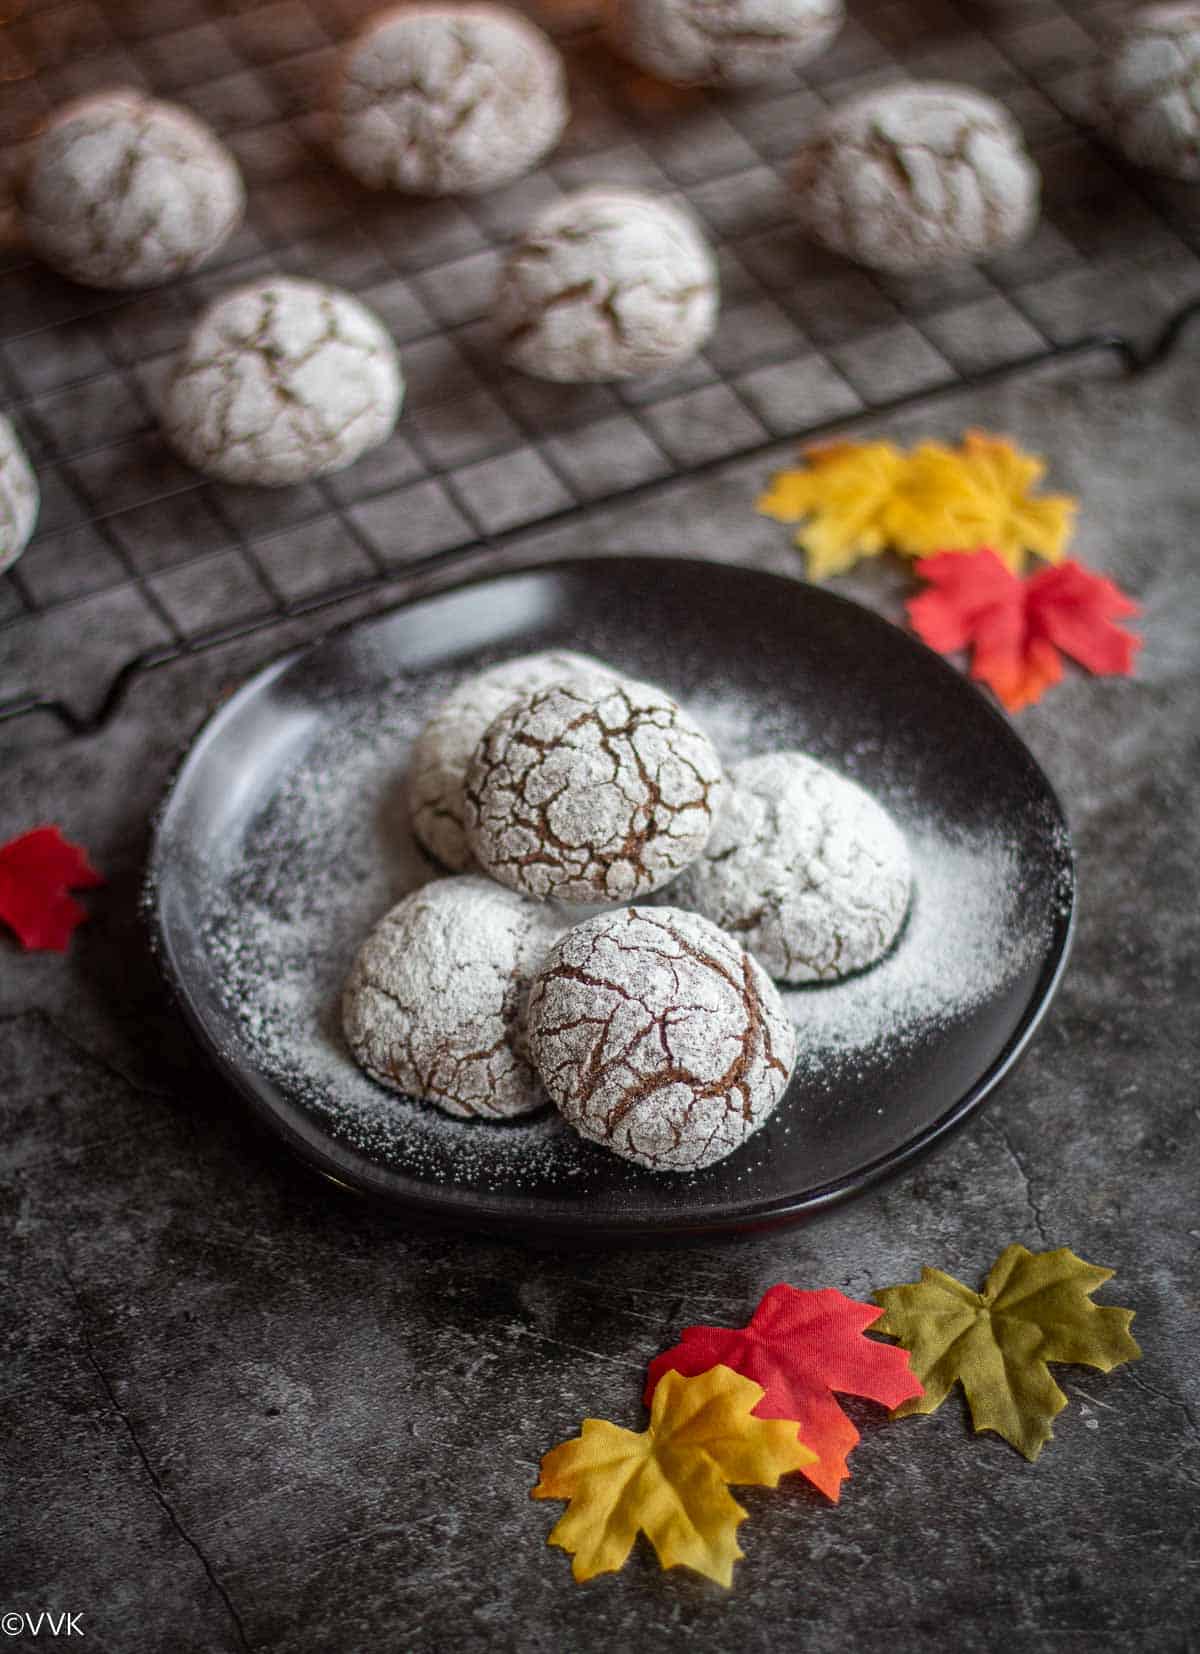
left=196, top=657, right=1066, bottom=1194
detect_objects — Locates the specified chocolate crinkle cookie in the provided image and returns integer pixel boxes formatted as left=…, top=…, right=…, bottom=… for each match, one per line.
left=493, top=187, right=719, bottom=382
left=160, top=277, right=403, bottom=487
left=342, top=876, right=564, bottom=1119
left=666, top=751, right=912, bottom=983
left=20, top=89, right=244, bottom=290
left=1100, top=3, right=1200, bottom=180
left=610, top=0, right=844, bottom=88
left=0, top=415, right=39, bottom=575
left=793, top=81, right=1040, bottom=274
left=330, top=3, right=567, bottom=195
left=464, top=671, right=726, bottom=903
left=527, top=906, right=796, bottom=1172
left=408, top=651, right=619, bottom=873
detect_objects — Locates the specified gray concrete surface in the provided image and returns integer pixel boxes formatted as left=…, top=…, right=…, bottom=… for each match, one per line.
left=2, top=345, right=1198, bottom=1653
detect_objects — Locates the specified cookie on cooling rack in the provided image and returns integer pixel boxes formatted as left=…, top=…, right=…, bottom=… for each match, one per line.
left=493, top=187, right=719, bottom=382
left=160, top=277, right=403, bottom=487
left=794, top=81, right=1040, bottom=274
left=330, top=4, right=568, bottom=195
left=1099, top=3, right=1200, bottom=180
left=21, top=89, right=244, bottom=290
left=609, top=0, right=844, bottom=88
left=0, top=414, right=38, bottom=575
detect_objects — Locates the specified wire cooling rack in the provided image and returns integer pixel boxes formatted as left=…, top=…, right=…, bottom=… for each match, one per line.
left=2, top=0, right=1199, bottom=736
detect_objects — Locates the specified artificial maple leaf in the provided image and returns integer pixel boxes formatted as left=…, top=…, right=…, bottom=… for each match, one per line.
left=907, top=548, right=1140, bottom=711
left=756, top=440, right=907, bottom=579
left=644, top=1285, right=924, bottom=1502
left=885, top=431, right=1077, bottom=571
left=532, top=1364, right=816, bottom=1585
left=0, top=826, right=104, bottom=952
left=1024, top=560, right=1142, bottom=674
left=873, top=1245, right=1141, bottom=1461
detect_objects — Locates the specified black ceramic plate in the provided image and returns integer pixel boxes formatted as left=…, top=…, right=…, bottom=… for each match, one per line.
left=149, top=556, right=1074, bottom=1238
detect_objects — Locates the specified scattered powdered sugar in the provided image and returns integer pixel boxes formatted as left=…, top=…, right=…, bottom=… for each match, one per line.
left=196, top=655, right=1067, bottom=1192
left=202, top=676, right=600, bottom=1190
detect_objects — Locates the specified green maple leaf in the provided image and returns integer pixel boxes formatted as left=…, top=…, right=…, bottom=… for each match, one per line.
left=873, top=1245, right=1140, bottom=1460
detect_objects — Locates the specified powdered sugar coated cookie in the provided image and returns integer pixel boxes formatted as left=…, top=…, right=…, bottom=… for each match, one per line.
left=493, top=187, right=718, bottom=382
left=21, top=88, right=244, bottom=290
left=0, top=415, right=38, bottom=575
left=331, top=4, right=567, bottom=195
left=527, top=905, right=795, bottom=1171
left=610, top=0, right=844, bottom=88
left=1100, top=3, right=1200, bottom=179
left=794, top=81, right=1040, bottom=274
left=160, top=277, right=403, bottom=487
left=465, top=672, right=725, bottom=903
left=667, top=751, right=912, bottom=983
left=342, top=876, right=564, bottom=1119
left=408, top=651, right=619, bottom=872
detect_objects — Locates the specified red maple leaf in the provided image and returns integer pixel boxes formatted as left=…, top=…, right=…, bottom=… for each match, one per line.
left=644, top=1285, right=923, bottom=1502
left=907, top=548, right=1141, bottom=712
left=0, top=826, right=105, bottom=952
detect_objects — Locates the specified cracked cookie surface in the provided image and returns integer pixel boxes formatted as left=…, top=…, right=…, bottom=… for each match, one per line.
left=526, top=905, right=795, bottom=1170
left=161, top=277, right=403, bottom=487
left=21, top=88, right=244, bottom=290
left=342, top=876, right=564, bottom=1119
left=794, top=81, right=1039, bottom=274
left=409, top=651, right=619, bottom=873
left=0, top=415, right=38, bottom=575
left=464, top=671, right=725, bottom=903
left=331, top=3, right=567, bottom=195
left=493, top=186, right=719, bottom=382
left=610, top=0, right=843, bottom=88
left=666, top=751, right=911, bottom=983
left=1100, top=3, right=1200, bottom=179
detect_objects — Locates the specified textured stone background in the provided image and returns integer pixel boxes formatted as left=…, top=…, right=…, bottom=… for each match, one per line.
left=3, top=0, right=1200, bottom=1643
left=3, top=345, right=1199, bottom=1652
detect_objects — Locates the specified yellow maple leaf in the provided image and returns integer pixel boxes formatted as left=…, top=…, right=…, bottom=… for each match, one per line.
left=756, top=441, right=907, bottom=579
left=873, top=1245, right=1140, bottom=1461
left=531, top=1364, right=816, bottom=1585
left=884, top=430, right=1077, bottom=571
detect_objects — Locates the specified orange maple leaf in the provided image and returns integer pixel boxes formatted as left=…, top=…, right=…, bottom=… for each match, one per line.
left=907, top=549, right=1141, bottom=711
left=645, top=1285, right=923, bottom=1502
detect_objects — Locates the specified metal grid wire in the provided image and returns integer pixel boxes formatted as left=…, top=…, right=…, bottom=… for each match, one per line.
left=2, top=0, right=1199, bottom=733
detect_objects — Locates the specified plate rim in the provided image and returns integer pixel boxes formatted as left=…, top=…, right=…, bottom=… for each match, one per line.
left=147, top=553, right=1076, bottom=1239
